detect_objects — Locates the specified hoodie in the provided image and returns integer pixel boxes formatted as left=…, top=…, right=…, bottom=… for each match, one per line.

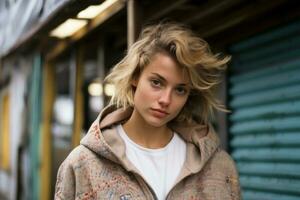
left=55, top=106, right=241, bottom=200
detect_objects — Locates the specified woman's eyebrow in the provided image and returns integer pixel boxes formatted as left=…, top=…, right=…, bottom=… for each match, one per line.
left=151, top=73, right=189, bottom=86
left=151, top=73, right=166, bottom=82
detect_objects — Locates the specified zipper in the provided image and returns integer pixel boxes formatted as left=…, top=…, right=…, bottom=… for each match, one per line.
left=132, top=172, right=158, bottom=200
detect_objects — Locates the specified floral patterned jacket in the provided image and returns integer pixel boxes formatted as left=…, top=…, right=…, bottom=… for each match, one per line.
left=55, top=106, right=241, bottom=200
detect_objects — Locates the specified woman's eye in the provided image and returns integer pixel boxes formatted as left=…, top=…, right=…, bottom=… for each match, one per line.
left=150, top=79, right=162, bottom=87
left=176, top=87, right=187, bottom=95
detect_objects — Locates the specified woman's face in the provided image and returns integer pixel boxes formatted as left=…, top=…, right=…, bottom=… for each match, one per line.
left=132, top=52, right=190, bottom=128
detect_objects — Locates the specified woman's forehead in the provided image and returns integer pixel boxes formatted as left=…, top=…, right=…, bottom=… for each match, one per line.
left=142, top=53, right=190, bottom=84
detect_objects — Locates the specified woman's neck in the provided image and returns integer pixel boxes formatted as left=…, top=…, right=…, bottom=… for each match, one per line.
left=122, top=110, right=173, bottom=149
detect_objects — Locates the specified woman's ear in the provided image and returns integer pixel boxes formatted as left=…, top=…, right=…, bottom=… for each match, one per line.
left=131, top=77, right=138, bottom=87
left=132, top=66, right=142, bottom=87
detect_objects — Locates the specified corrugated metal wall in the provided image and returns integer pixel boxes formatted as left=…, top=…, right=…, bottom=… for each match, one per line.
left=28, top=53, right=43, bottom=200
left=229, top=21, right=300, bottom=200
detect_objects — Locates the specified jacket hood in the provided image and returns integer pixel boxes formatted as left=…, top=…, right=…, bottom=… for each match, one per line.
left=80, top=105, right=220, bottom=175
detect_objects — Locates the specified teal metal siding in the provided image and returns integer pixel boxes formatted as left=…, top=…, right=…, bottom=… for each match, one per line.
left=229, top=20, right=300, bottom=200
left=28, top=54, right=43, bottom=200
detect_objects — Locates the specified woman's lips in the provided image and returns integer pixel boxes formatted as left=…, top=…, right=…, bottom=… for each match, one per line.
left=150, top=108, right=169, bottom=118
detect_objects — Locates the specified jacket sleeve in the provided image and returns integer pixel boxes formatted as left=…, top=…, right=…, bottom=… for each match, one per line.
left=228, top=163, right=241, bottom=200
left=224, top=151, right=241, bottom=200
left=54, top=160, right=76, bottom=200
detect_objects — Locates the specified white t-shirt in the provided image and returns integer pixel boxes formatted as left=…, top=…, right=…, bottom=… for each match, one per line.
left=116, top=124, right=186, bottom=200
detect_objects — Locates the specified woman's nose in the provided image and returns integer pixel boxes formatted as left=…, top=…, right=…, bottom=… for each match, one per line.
left=158, top=89, right=172, bottom=107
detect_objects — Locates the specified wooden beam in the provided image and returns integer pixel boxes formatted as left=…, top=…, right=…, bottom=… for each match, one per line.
left=127, top=0, right=142, bottom=48
left=40, top=61, right=55, bottom=200
left=0, top=91, right=11, bottom=171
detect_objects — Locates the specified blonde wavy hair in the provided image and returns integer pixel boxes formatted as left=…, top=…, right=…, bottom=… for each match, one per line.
left=105, top=22, right=230, bottom=124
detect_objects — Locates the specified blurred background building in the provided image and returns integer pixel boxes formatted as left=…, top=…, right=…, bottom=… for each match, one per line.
left=0, top=0, right=300, bottom=199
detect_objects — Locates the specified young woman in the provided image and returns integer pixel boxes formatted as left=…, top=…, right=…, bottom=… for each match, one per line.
left=55, top=22, right=241, bottom=200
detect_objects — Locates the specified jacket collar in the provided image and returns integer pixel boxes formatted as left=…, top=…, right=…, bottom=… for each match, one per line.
left=81, top=105, right=220, bottom=175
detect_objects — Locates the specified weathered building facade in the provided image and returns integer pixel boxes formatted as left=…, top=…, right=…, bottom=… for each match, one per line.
left=1, top=0, right=300, bottom=199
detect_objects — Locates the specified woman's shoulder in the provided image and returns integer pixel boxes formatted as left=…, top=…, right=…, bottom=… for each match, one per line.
left=59, top=145, right=99, bottom=168
left=214, top=148, right=236, bottom=162
left=208, top=148, right=239, bottom=176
